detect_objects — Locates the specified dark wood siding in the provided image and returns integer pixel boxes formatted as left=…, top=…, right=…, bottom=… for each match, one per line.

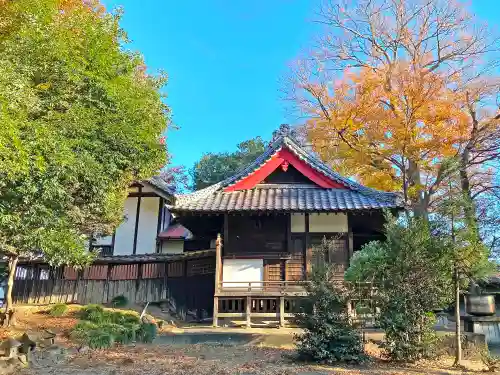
left=226, top=215, right=287, bottom=256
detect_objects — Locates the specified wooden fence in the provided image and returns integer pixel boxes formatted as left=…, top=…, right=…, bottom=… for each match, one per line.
left=11, top=254, right=216, bottom=315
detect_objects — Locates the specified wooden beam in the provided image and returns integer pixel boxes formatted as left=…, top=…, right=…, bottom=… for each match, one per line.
left=157, top=198, right=164, bottom=235
left=304, top=213, right=310, bottom=278
left=132, top=186, right=142, bottom=255
left=217, top=312, right=296, bottom=318
left=110, top=232, right=116, bottom=256
left=347, top=214, right=354, bottom=263
left=127, top=191, right=160, bottom=197
left=223, top=213, right=229, bottom=256
left=286, top=213, right=291, bottom=253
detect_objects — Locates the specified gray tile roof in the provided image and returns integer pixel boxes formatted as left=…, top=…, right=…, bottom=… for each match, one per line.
left=141, top=176, right=175, bottom=201
left=173, top=134, right=402, bottom=212
left=173, top=185, right=398, bottom=212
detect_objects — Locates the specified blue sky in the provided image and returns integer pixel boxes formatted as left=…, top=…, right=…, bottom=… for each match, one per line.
left=102, top=0, right=498, bottom=169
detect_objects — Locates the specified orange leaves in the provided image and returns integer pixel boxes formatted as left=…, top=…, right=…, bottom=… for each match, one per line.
left=304, top=61, right=471, bottom=193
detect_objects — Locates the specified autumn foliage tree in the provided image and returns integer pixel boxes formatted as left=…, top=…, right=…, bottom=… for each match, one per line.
left=289, top=0, right=500, bottom=365
left=290, top=0, right=500, bottom=218
left=0, top=0, right=168, bottom=324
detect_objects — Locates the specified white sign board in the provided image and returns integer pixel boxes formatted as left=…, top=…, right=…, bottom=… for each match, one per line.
left=222, top=259, right=263, bottom=289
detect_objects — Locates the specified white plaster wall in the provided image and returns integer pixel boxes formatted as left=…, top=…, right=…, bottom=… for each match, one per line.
left=291, top=213, right=305, bottom=232
left=161, top=240, right=184, bottom=254
left=309, top=213, right=348, bottom=233
left=136, top=197, right=160, bottom=254
left=140, top=185, right=156, bottom=193
left=113, top=197, right=138, bottom=255
left=222, top=259, right=263, bottom=288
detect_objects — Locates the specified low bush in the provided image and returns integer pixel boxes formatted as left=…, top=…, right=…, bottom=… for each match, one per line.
left=137, top=322, right=157, bottom=343
left=80, top=304, right=106, bottom=323
left=70, top=321, right=99, bottom=341
left=109, top=311, right=140, bottom=325
left=294, top=260, right=366, bottom=364
left=71, top=304, right=156, bottom=348
left=111, top=295, right=129, bottom=308
left=87, top=329, right=115, bottom=349
left=49, top=303, right=68, bottom=317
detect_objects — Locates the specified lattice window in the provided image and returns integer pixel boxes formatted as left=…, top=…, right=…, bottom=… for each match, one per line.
left=142, top=263, right=166, bottom=279
left=187, top=259, right=215, bottom=276
left=109, top=264, right=137, bottom=280
left=84, top=265, right=108, bottom=280
left=167, top=261, right=184, bottom=277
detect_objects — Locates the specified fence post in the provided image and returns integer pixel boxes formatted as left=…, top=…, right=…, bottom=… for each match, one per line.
left=135, top=263, right=143, bottom=304
left=279, top=296, right=285, bottom=328
left=246, top=295, right=251, bottom=328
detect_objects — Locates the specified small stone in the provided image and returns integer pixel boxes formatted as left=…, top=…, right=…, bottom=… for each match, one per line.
left=77, top=345, right=90, bottom=354
left=1, top=337, right=22, bottom=358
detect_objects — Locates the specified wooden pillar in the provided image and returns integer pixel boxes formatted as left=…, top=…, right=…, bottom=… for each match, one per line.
left=286, top=213, right=291, bottom=253
left=135, top=263, right=143, bottom=303
left=347, top=214, right=354, bottom=264
left=285, top=213, right=291, bottom=281
left=213, top=297, right=219, bottom=328
left=279, top=296, right=285, bottom=328
left=246, top=295, right=251, bottom=328
left=213, top=233, right=223, bottom=328
left=304, top=213, right=311, bottom=278
left=132, top=185, right=142, bottom=255
left=223, top=213, right=229, bottom=254
left=105, top=264, right=114, bottom=304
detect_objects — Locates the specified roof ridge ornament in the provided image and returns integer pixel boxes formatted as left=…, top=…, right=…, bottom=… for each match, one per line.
left=271, top=124, right=292, bottom=142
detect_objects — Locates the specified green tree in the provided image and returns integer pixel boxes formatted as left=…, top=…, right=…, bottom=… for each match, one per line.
left=346, top=216, right=454, bottom=361
left=295, top=262, right=365, bottom=364
left=433, top=185, right=494, bottom=366
left=0, top=0, right=168, bottom=324
left=190, top=137, right=267, bottom=190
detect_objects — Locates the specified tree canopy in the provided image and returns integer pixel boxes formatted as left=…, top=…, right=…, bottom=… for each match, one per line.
left=0, top=0, right=169, bottom=320
left=190, top=136, right=267, bottom=190
left=290, top=0, right=500, bottom=220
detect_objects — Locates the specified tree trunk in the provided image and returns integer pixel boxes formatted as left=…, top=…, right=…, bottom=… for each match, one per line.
left=459, top=153, right=479, bottom=238
left=3, top=255, right=18, bottom=327
left=453, top=267, right=462, bottom=366
left=407, top=160, right=429, bottom=219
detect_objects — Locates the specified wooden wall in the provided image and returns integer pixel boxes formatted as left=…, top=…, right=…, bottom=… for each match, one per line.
left=226, top=215, right=287, bottom=255
left=12, top=257, right=215, bottom=314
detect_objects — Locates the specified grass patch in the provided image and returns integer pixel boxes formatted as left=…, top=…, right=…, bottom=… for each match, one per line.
left=71, top=304, right=156, bottom=349
left=49, top=303, right=69, bottom=317
left=111, top=295, right=128, bottom=308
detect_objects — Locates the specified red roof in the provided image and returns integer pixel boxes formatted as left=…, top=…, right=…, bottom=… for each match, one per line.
left=158, top=224, right=193, bottom=240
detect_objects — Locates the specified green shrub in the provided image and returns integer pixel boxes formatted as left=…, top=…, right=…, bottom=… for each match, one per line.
left=294, top=260, right=365, bottom=364
left=137, top=322, right=157, bottom=343
left=87, top=329, right=115, bottom=349
left=71, top=304, right=156, bottom=348
left=109, top=311, right=140, bottom=325
left=70, top=321, right=99, bottom=341
left=346, top=217, right=458, bottom=362
left=80, top=304, right=106, bottom=323
left=111, top=295, right=129, bottom=307
left=49, top=303, right=68, bottom=317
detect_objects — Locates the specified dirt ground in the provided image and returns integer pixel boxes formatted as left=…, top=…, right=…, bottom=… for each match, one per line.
left=1, top=305, right=490, bottom=375
left=18, top=342, right=487, bottom=375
